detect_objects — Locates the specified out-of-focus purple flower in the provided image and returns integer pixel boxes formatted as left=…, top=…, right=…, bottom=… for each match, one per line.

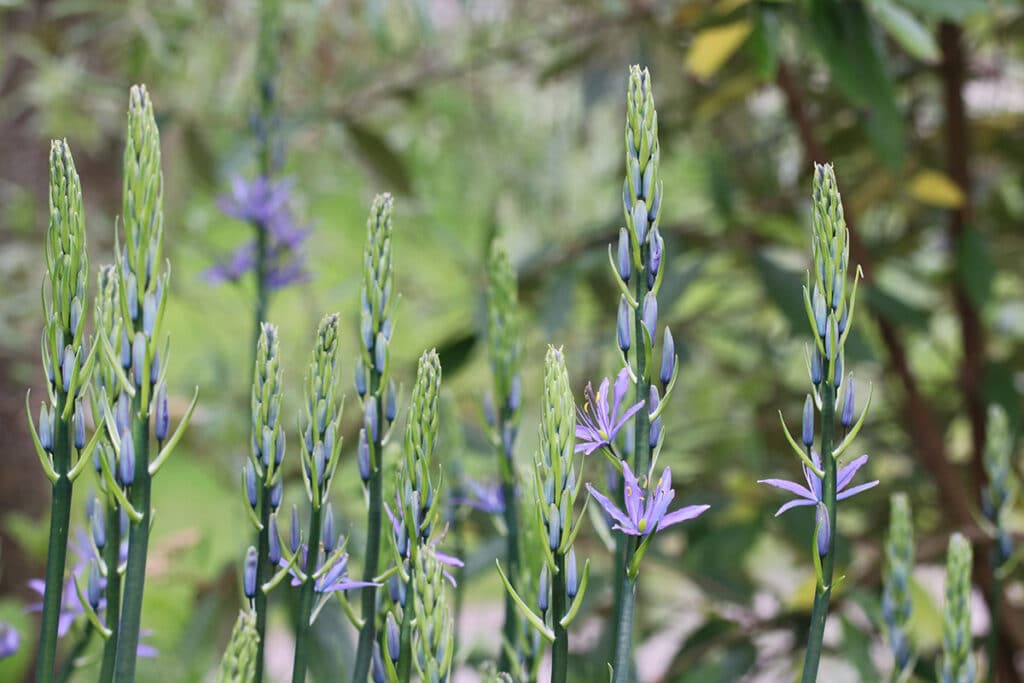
left=0, top=623, right=18, bottom=659
left=205, top=176, right=311, bottom=290
left=758, top=451, right=878, bottom=516
left=575, top=368, right=645, bottom=455
left=384, top=499, right=464, bottom=586
left=282, top=544, right=377, bottom=594
left=585, top=462, right=709, bottom=537
left=453, top=478, right=505, bottom=515
left=27, top=576, right=83, bottom=638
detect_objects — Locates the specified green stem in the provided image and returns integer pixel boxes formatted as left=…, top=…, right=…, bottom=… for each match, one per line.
left=352, top=388, right=384, bottom=683
left=397, top=569, right=414, bottom=683
left=56, top=622, right=93, bottom=683
left=498, top=413, right=521, bottom=671
left=985, top=553, right=1002, bottom=683
left=551, top=552, right=568, bottom=683
left=291, top=506, right=322, bottom=683
left=253, top=485, right=272, bottom=683
left=801, top=380, right=837, bottom=683
left=611, top=574, right=637, bottom=683
left=253, top=222, right=269, bottom=359
left=98, top=501, right=122, bottom=683
left=35, top=390, right=73, bottom=683
left=113, top=394, right=153, bottom=681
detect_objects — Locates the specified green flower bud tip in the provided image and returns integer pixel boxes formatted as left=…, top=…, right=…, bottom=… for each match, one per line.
left=941, top=532, right=975, bottom=683
left=883, top=493, right=914, bottom=670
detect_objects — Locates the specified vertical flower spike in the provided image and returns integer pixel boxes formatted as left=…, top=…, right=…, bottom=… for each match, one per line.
left=216, top=610, right=260, bottom=683
left=353, top=193, right=397, bottom=683
left=33, top=137, right=89, bottom=683
left=114, top=85, right=199, bottom=683
left=941, top=533, right=976, bottom=683
left=485, top=245, right=526, bottom=670
left=411, top=549, right=455, bottom=683
left=291, top=313, right=343, bottom=683
left=882, top=493, right=915, bottom=676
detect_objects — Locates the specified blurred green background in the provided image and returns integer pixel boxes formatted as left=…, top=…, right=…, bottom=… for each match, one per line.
left=0, top=0, right=1022, bottom=681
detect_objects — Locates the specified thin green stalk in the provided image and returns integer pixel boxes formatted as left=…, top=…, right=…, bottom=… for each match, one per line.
left=56, top=622, right=93, bottom=683
left=291, top=508, right=322, bottom=683
left=801, top=381, right=836, bottom=683
left=35, top=390, right=73, bottom=683
left=113, top=397, right=153, bottom=681
left=98, top=502, right=122, bottom=683
left=612, top=573, right=637, bottom=683
left=253, top=224, right=269, bottom=357
left=253, top=487, right=272, bottom=683
left=498, top=419, right=521, bottom=671
left=352, top=388, right=384, bottom=682
left=397, top=573, right=414, bottom=683
left=551, top=553, right=568, bottom=683
left=985, top=563, right=1001, bottom=683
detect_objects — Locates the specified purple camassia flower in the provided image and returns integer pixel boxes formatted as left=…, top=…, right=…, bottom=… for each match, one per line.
left=453, top=478, right=505, bottom=515
left=384, top=501, right=464, bottom=586
left=758, top=451, right=879, bottom=516
left=283, top=545, right=377, bottom=594
left=586, top=462, right=709, bottom=536
left=0, top=623, right=18, bottom=659
left=575, top=367, right=645, bottom=455
left=205, top=176, right=311, bottom=290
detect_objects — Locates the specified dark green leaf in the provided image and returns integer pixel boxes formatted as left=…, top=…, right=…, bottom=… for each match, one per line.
left=435, top=329, right=478, bottom=378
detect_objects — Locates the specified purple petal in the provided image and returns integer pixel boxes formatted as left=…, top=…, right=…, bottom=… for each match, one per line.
left=837, top=480, right=879, bottom=501
left=434, top=551, right=464, bottom=568
left=836, top=454, right=869, bottom=492
left=611, top=367, right=631, bottom=420
left=774, top=498, right=817, bottom=516
left=621, top=463, right=643, bottom=524
left=757, top=478, right=816, bottom=501
left=585, top=483, right=633, bottom=531
left=657, top=504, right=710, bottom=530
left=610, top=400, right=645, bottom=438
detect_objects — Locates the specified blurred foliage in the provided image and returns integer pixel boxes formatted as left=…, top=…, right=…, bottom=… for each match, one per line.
left=1, top=0, right=1023, bottom=681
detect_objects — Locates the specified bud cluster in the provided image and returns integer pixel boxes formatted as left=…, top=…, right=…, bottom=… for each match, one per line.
left=882, top=493, right=915, bottom=674
left=486, top=246, right=522, bottom=464
left=299, top=313, right=343, bottom=509
left=940, top=533, right=975, bottom=683
left=982, top=405, right=1018, bottom=567
left=216, top=610, right=260, bottom=683
left=245, top=323, right=285, bottom=524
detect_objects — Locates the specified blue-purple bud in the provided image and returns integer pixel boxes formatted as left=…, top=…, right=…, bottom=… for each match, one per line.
left=142, top=291, right=156, bottom=338
left=385, top=613, right=400, bottom=663
left=566, top=548, right=579, bottom=599
left=832, top=273, right=842, bottom=312
left=245, top=464, right=258, bottom=510
left=323, top=503, right=336, bottom=553
left=131, top=332, right=146, bottom=388
left=270, top=479, right=282, bottom=510
left=660, top=327, right=675, bottom=386
left=116, top=391, right=131, bottom=435
left=261, top=426, right=273, bottom=468
left=275, top=429, right=285, bottom=466
left=649, top=386, right=662, bottom=449
left=825, top=317, right=838, bottom=361
left=118, top=429, right=135, bottom=487
left=243, top=546, right=258, bottom=599
left=73, top=402, right=86, bottom=450
left=632, top=199, right=649, bottom=244
left=647, top=229, right=662, bottom=290
left=838, top=306, right=848, bottom=335
left=360, top=315, right=373, bottom=354
left=92, top=442, right=105, bottom=474
left=642, top=294, right=658, bottom=342
left=70, top=298, right=83, bottom=335
left=289, top=506, right=300, bottom=554
left=538, top=566, right=549, bottom=613
left=816, top=503, right=830, bottom=558
left=87, top=561, right=103, bottom=609
left=483, top=392, right=496, bottom=428
left=126, top=273, right=138, bottom=321
left=354, top=357, right=367, bottom=398
left=833, top=351, right=843, bottom=387
left=617, top=296, right=631, bottom=352
left=841, top=378, right=855, bottom=429
left=381, top=316, right=392, bottom=343
left=371, top=644, right=385, bottom=683
left=91, top=503, right=105, bottom=551
left=365, top=400, right=378, bottom=442
left=149, top=349, right=160, bottom=386
left=268, top=515, right=281, bottom=564
left=507, top=375, right=522, bottom=414
left=61, top=346, right=75, bottom=393
left=120, top=328, right=131, bottom=370
left=38, top=405, right=53, bottom=452
left=358, top=428, right=371, bottom=483
left=642, top=162, right=654, bottom=202
left=154, top=382, right=169, bottom=442
left=812, top=287, right=827, bottom=339
left=810, top=347, right=823, bottom=386
left=502, top=423, right=516, bottom=461
left=385, top=379, right=397, bottom=423
left=802, top=395, right=814, bottom=448
left=617, top=227, right=631, bottom=283
left=547, top=503, right=561, bottom=551
left=313, top=443, right=326, bottom=487
left=374, top=332, right=387, bottom=372
left=388, top=573, right=406, bottom=607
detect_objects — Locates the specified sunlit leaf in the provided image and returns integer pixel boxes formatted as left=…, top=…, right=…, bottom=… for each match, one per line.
left=866, top=0, right=940, bottom=63
left=686, top=20, right=754, bottom=80
left=908, top=170, right=966, bottom=208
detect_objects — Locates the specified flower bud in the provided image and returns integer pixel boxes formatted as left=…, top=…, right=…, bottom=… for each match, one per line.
left=358, top=428, right=371, bottom=483
left=70, top=298, right=83, bottom=336
left=38, top=404, right=53, bottom=453
left=838, top=306, right=848, bottom=335
left=632, top=199, right=649, bottom=244
left=810, top=347, right=823, bottom=386
left=270, top=479, right=283, bottom=510
left=87, top=561, right=103, bottom=609
left=365, top=400, right=378, bottom=442
left=841, top=378, right=855, bottom=428
left=116, top=391, right=131, bottom=435
left=275, top=429, right=285, bottom=466
left=371, top=643, right=385, bottom=683
left=385, top=379, right=397, bottom=423
left=360, top=315, right=373, bottom=355
left=482, top=392, right=496, bottom=428
left=388, top=573, right=406, bottom=607
left=323, top=503, right=336, bottom=553
left=118, top=429, right=135, bottom=487
left=149, top=349, right=160, bottom=386
left=617, top=227, right=631, bottom=282
left=374, top=332, right=387, bottom=372
left=313, top=443, right=327, bottom=488
left=142, top=291, right=157, bottom=338
left=381, top=315, right=392, bottom=342
left=154, top=382, right=169, bottom=442
left=61, top=346, right=75, bottom=393
left=831, top=273, right=842, bottom=312
left=507, top=375, right=522, bottom=414
left=659, top=327, right=675, bottom=386
left=289, top=506, right=300, bottom=554
left=502, top=423, right=516, bottom=461
left=538, top=566, right=549, bottom=613
left=268, top=515, right=281, bottom=564
left=833, top=351, right=843, bottom=387
left=617, top=296, right=631, bottom=352
left=547, top=502, right=561, bottom=551
left=816, top=503, right=830, bottom=558
left=354, top=356, right=367, bottom=398
left=120, top=328, right=131, bottom=370
left=126, top=272, right=138, bottom=321
left=647, top=229, right=662, bottom=290
left=131, top=332, right=146, bottom=388
left=386, top=613, right=400, bottom=663
left=244, top=464, right=258, bottom=510
left=261, top=426, right=273, bottom=468
left=642, top=294, right=658, bottom=342
left=812, top=287, right=827, bottom=339
left=243, top=546, right=258, bottom=599
left=91, top=503, right=105, bottom=551
left=566, top=548, right=579, bottom=599
left=802, top=395, right=814, bottom=448
left=72, top=402, right=86, bottom=450
left=649, top=386, right=662, bottom=449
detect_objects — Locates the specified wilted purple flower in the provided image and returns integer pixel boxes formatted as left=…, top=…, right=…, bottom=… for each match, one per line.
left=454, top=478, right=505, bottom=515
left=758, top=451, right=878, bottom=516
left=0, top=623, right=18, bottom=659
left=585, top=462, right=709, bottom=536
left=205, top=176, right=311, bottom=291
left=575, top=367, right=644, bottom=455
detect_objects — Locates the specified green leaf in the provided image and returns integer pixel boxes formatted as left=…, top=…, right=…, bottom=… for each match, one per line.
left=955, top=229, right=992, bottom=309
left=896, top=0, right=988, bottom=21
left=866, top=0, right=940, bottom=63
left=749, top=7, right=781, bottom=81
left=686, top=20, right=754, bottom=80
left=340, top=118, right=413, bottom=195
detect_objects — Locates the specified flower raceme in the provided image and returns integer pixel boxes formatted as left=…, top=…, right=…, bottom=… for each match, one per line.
left=758, top=450, right=878, bottom=518
left=575, top=367, right=644, bottom=455
left=586, top=462, right=709, bottom=537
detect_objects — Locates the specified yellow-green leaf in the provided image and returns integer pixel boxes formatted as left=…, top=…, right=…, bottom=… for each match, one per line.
left=908, top=170, right=965, bottom=208
left=686, top=20, right=754, bottom=80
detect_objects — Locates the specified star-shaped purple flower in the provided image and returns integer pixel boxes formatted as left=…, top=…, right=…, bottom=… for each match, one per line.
left=453, top=478, right=505, bottom=515
left=283, top=545, right=377, bottom=594
left=384, top=497, right=464, bottom=586
left=586, top=462, right=709, bottom=536
left=758, top=451, right=879, bottom=516
left=0, top=623, right=19, bottom=660
left=575, top=367, right=645, bottom=455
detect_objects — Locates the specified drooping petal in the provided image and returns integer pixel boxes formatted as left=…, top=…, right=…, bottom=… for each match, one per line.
left=611, top=367, right=631, bottom=421
left=610, top=399, right=645, bottom=437
left=837, top=479, right=880, bottom=501
left=774, top=498, right=817, bottom=517
left=585, top=483, right=634, bottom=531
left=836, top=454, right=869, bottom=492
left=657, top=504, right=710, bottom=530
left=757, top=478, right=816, bottom=501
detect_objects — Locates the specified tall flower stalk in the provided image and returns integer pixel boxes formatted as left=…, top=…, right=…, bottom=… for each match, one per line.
left=112, top=85, right=199, bottom=681
left=498, top=347, right=590, bottom=683
left=485, top=245, right=524, bottom=669
left=882, top=493, right=915, bottom=681
left=244, top=323, right=286, bottom=681
left=941, top=533, right=975, bottom=683
left=352, top=193, right=396, bottom=683
left=981, top=405, right=1017, bottom=683
left=759, top=163, right=872, bottom=683
left=30, top=138, right=92, bottom=683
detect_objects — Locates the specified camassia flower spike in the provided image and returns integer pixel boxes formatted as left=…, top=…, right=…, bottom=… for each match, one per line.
left=758, top=451, right=878, bottom=517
